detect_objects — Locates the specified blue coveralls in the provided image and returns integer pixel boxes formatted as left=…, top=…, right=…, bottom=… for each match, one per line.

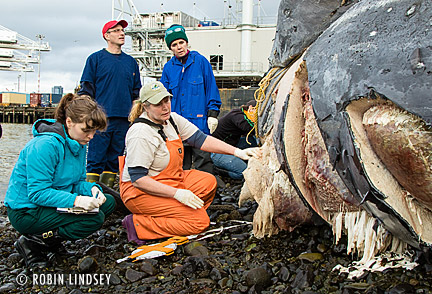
left=79, top=49, right=142, bottom=174
left=160, top=51, right=221, bottom=173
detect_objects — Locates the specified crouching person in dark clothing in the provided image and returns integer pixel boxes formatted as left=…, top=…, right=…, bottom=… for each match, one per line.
left=4, top=93, right=116, bottom=268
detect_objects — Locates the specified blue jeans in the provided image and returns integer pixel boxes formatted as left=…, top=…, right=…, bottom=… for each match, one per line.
left=211, top=136, right=258, bottom=180
left=87, top=117, right=129, bottom=174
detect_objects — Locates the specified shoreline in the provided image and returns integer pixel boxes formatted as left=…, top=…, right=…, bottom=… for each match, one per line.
left=1, top=179, right=431, bottom=293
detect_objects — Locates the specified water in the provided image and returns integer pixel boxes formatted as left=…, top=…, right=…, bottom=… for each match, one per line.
left=0, top=123, right=33, bottom=202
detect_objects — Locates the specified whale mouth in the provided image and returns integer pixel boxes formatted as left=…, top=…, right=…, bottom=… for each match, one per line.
left=345, top=96, right=432, bottom=246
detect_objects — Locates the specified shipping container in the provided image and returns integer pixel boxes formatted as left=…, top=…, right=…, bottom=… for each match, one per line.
left=26, top=94, right=30, bottom=104
left=1, top=92, right=27, bottom=104
left=40, top=93, right=50, bottom=107
left=51, top=93, right=62, bottom=104
left=0, top=93, right=2, bottom=103
left=30, top=93, right=41, bottom=107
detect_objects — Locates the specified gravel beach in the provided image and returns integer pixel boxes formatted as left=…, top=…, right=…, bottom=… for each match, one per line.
left=1, top=178, right=431, bottom=293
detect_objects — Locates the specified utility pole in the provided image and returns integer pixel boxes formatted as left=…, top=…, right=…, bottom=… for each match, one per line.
left=36, top=34, right=45, bottom=93
left=17, top=74, right=21, bottom=92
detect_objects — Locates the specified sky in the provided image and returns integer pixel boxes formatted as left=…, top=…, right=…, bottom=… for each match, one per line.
left=0, top=0, right=279, bottom=94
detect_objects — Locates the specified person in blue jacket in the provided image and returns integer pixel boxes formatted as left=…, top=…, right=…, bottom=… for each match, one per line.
left=78, top=19, right=142, bottom=187
left=161, top=24, right=221, bottom=174
left=5, top=93, right=116, bottom=268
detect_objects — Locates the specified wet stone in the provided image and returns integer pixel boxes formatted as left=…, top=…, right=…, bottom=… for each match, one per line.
left=317, top=243, right=327, bottom=253
left=78, top=256, right=98, bottom=273
left=83, top=244, right=106, bottom=256
left=291, top=267, right=313, bottom=290
left=190, top=246, right=209, bottom=256
left=387, top=283, right=415, bottom=293
left=108, top=273, right=121, bottom=285
left=171, top=265, right=183, bottom=275
left=209, top=267, right=222, bottom=280
left=140, top=261, right=157, bottom=276
left=7, top=252, right=22, bottom=265
left=278, top=266, right=290, bottom=282
left=245, top=267, right=272, bottom=288
left=184, top=241, right=204, bottom=255
left=298, top=252, right=324, bottom=262
left=190, top=278, right=216, bottom=286
left=238, top=206, right=250, bottom=215
left=0, top=283, right=15, bottom=293
left=125, top=268, right=145, bottom=282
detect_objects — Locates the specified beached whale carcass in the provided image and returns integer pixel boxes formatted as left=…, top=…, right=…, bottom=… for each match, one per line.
left=241, top=0, right=432, bottom=259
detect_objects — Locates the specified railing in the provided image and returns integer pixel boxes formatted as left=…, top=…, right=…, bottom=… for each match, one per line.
left=212, top=62, right=263, bottom=73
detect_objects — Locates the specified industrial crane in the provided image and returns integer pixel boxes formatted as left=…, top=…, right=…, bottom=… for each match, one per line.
left=0, top=24, right=51, bottom=73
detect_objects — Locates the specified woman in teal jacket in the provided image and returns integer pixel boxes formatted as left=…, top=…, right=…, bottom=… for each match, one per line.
left=5, top=93, right=116, bottom=268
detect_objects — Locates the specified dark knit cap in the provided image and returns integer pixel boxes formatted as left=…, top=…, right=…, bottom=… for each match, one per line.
left=165, top=24, right=188, bottom=48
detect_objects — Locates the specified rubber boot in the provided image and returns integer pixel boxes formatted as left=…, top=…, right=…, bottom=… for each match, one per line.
left=86, top=173, right=100, bottom=183
left=15, top=235, right=49, bottom=268
left=40, top=229, right=74, bottom=256
left=99, top=171, right=116, bottom=188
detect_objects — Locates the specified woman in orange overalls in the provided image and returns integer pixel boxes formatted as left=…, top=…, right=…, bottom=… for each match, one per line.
left=119, top=81, right=260, bottom=244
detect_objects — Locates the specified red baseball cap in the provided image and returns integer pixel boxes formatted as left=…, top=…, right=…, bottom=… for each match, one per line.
left=102, top=20, right=128, bottom=36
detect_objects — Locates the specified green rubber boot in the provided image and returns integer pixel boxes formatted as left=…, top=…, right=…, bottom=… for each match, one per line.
left=86, top=173, right=100, bottom=183
left=99, top=171, right=117, bottom=188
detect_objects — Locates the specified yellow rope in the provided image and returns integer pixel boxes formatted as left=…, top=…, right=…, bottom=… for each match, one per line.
left=248, top=66, right=290, bottom=144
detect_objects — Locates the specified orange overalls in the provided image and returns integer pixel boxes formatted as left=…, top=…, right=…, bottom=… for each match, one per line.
left=119, top=135, right=216, bottom=240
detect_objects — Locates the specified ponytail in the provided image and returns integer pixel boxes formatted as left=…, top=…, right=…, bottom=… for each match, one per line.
left=128, top=100, right=146, bottom=123
left=55, top=93, right=107, bottom=131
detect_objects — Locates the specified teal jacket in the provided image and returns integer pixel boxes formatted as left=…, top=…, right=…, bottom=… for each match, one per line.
left=5, top=119, right=97, bottom=209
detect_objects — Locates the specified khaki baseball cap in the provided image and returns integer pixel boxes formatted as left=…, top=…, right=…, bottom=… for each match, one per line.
left=139, top=81, right=172, bottom=104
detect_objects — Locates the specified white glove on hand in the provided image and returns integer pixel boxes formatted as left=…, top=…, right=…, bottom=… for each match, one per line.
left=234, top=147, right=261, bottom=160
left=207, top=117, right=218, bottom=134
left=74, top=196, right=100, bottom=211
left=91, top=186, right=106, bottom=206
left=173, top=189, right=204, bottom=209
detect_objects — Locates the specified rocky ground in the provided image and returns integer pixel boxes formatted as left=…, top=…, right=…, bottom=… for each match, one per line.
left=1, top=178, right=432, bottom=294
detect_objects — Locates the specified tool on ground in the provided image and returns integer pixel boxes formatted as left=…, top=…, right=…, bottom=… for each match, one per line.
left=117, top=220, right=252, bottom=263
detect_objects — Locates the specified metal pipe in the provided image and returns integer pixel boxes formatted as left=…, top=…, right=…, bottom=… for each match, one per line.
left=240, top=0, right=253, bottom=71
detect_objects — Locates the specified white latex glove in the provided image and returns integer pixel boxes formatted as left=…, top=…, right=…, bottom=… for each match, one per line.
left=173, top=189, right=204, bottom=209
left=91, top=186, right=107, bottom=206
left=207, top=117, right=218, bottom=134
left=234, top=147, right=261, bottom=160
left=74, top=196, right=100, bottom=211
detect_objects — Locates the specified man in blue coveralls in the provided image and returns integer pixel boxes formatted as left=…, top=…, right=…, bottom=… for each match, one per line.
left=161, top=24, right=221, bottom=174
left=79, top=20, right=142, bottom=187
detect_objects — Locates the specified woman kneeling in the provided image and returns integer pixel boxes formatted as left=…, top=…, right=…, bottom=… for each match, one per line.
left=120, top=81, right=260, bottom=244
left=5, top=94, right=116, bottom=268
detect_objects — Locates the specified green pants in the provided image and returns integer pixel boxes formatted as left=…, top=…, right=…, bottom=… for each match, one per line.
left=7, top=194, right=116, bottom=240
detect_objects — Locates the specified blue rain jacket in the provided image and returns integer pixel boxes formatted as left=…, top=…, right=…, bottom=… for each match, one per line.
left=4, top=119, right=97, bottom=209
left=161, top=51, right=221, bottom=134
